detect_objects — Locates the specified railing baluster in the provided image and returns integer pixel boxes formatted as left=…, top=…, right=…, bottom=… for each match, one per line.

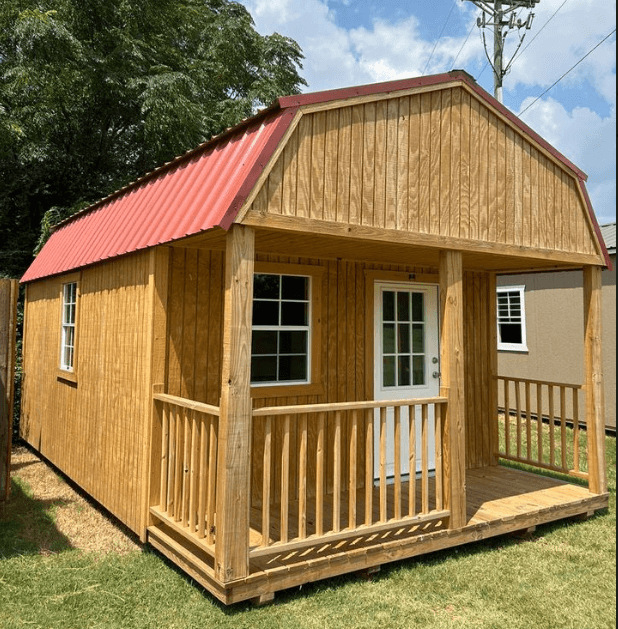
left=573, top=387, right=580, bottom=474
left=181, top=408, right=191, bottom=525
left=189, top=410, right=198, bottom=532
left=560, top=386, right=568, bottom=471
left=262, top=416, right=272, bottom=547
left=548, top=386, right=555, bottom=467
left=316, top=412, right=325, bottom=536
left=280, top=414, right=291, bottom=543
left=197, top=415, right=208, bottom=539
left=504, top=378, right=510, bottom=456
left=409, top=405, right=416, bottom=518
left=298, top=414, right=308, bottom=540
left=536, top=383, right=543, bottom=464
left=379, top=406, right=387, bottom=523
left=160, top=402, right=169, bottom=511
left=333, top=410, right=342, bottom=533
left=167, top=406, right=176, bottom=515
left=174, top=408, right=183, bottom=522
left=421, top=404, right=429, bottom=515
left=365, top=408, right=374, bottom=526
left=525, top=382, right=532, bottom=462
left=206, top=416, right=217, bottom=546
left=348, top=409, right=358, bottom=530
left=435, top=403, right=443, bottom=511
left=513, top=380, right=521, bottom=459
left=394, top=406, right=402, bottom=521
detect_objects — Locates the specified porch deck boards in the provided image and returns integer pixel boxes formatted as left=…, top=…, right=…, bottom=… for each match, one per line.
left=147, top=465, right=608, bottom=604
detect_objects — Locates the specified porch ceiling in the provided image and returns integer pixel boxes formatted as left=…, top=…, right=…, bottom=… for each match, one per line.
left=173, top=226, right=590, bottom=274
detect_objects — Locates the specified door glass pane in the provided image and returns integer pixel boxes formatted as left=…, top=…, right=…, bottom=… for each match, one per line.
left=412, top=355, right=425, bottom=385
left=383, top=291, right=395, bottom=322
left=383, top=323, right=396, bottom=354
left=383, top=356, right=396, bottom=387
left=397, top=292, right=410, bottom=322
left=398, top=356, right=411, bottom=387
left=398, top=323, right=410, bottom=354
left=412, top=324, right=424, bottom=353
left=412, top=293, right=424, bottom=322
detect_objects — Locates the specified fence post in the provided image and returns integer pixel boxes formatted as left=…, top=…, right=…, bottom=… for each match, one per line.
left=1, top=279, right=18, bottom=502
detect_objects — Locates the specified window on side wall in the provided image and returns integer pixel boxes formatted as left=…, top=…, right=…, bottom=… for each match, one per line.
left=60, top=280, right=79, bottom=375
left=496, top=285, right=527, bottom=352
left=250, top=264, right=324, bottom=397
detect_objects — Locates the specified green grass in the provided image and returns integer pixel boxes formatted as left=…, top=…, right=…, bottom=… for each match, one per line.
left=1, top=436, right=615, bottom=629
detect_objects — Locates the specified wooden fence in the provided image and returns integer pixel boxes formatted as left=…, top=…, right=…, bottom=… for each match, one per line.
left=151, top=393, right=219, bottom=550
left=497, top=376, right=587, bottom=479
left=250, top=397, right=449, bottom=557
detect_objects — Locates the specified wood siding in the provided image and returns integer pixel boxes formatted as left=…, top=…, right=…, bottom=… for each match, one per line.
left=248, top=87, right=599, bottom=258
left=21, top=251, right=153, bottom=533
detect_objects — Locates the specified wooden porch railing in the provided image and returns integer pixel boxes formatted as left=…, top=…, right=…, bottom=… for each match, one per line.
left=250, top=397, right=449, bottom=558
left=151, top=392, right=220, bottom=549
left=497, top=376, right=587, bottom=480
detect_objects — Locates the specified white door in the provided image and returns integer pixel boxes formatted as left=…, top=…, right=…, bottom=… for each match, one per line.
left=374, top=282, right=440, bottom=480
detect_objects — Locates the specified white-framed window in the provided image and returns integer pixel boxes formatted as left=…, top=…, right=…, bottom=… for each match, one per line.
left=251, top=273, right=311, bottom=385
left=60, top=281, right=78, bottom=371
left=497, top=285, right=527, bottom=352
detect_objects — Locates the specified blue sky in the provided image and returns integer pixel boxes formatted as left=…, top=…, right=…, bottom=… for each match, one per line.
left=240, top=0, right=616, bottom=226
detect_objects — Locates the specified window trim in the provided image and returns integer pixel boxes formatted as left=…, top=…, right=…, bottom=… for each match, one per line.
left=496, top=285, right=528, bottom=353
left=57, top=273, right=81, bottom=383
left=250, top=262, right=324, bottom=399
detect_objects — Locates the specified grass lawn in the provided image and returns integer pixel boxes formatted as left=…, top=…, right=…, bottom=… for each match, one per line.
left=0, top=435, right=615, bottom=629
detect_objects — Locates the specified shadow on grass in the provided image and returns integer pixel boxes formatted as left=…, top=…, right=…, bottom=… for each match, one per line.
left=0, top=477, right=74, bottom=558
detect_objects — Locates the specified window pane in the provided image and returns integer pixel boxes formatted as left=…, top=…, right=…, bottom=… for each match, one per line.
left=252, top=330, right=278, bottom=355
left=383, top=356, right=396, bottom=387
left=413, top=356, right=425, bottom=385
left=412, top=324, right=424, bottom=353
left=499, top=323, right=522, bottom=344
left=281, top=275, right=308, bottom=301
left=63, top=304, right=72, bottom=324
left=397, top=292, right=410, bottom=322
left=253, top=300, right=279, bottom=326
left=398, top=356, right=411, bottom=386
left=254, top=274, right=280, bottom=299
left=279, top=330, right=307, bottom=354
left=251, top=356, right=278, bottom=382
left=412, top=293, right=424, bottom=322
left=279, top=355, right=307, bottom=381
left=398, top=323, right=410, bottom=354
left=383, top=291, right=395, bottom=322
left=281, top=301, right=308, bottom=326
left=383, top=323, right=396, bottom=354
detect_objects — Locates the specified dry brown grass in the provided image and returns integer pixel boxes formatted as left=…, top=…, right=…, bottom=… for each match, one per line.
left=3, top=445, right=140, bottom=556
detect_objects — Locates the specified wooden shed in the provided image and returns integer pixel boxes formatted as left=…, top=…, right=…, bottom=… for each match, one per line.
left=20, top=71, right=610, bottom=604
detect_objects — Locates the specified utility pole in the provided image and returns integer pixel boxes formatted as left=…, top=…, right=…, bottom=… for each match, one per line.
left=462, top=0, right=541, bottom=103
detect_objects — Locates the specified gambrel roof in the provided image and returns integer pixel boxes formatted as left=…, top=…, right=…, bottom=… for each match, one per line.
left=21, top=70, right=610, bottom=283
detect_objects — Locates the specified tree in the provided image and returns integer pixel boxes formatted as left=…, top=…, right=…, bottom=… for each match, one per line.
left=0, top=0, right=306, bottom=278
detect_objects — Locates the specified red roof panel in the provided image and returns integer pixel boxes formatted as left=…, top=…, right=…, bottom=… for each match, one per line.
left=21, top=109, right=296, bottom=283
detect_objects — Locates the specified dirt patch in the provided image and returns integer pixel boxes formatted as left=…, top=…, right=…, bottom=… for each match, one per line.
left=4, top=445, right=140, bottom=555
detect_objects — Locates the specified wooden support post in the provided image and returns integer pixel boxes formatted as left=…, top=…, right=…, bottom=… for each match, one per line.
left=439, top=251, right=466, bottom=529
left=583, top=266, right=607, bottom=495
left=0, top=279, right=18, bottom=502
left=215, top=225, right=255, bottom=583
left=487, top=272, right=499, bottom=465
left=141, top=247, right=170, bottom=541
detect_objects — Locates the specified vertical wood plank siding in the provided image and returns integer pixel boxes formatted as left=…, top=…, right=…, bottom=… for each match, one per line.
left=251, top=87, right=598, bottom=257
left=20, top=251, right=153, bottom=533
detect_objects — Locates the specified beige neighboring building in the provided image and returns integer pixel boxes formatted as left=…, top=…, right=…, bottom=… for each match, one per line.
left=498, top=222, right=616, bottom=431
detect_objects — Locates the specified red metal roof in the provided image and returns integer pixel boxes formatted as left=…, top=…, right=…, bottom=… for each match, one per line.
left=21, top=107, right=297, bottom=283
left=21, top=71, right=609, bottom=283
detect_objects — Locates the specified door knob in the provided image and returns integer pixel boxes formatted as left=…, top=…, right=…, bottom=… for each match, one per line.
left=432, top=371, right=441, bottom=379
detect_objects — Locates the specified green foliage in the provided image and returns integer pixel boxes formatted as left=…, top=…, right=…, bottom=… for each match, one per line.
left=0, top=0, right=306, bottom=278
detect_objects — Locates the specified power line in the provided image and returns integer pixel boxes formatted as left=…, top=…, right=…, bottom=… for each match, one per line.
left=422, top=0, right=458, bottom=75
left=520, top=28, right=617, bottom=116
left=451, top=19, right=477, bottom=68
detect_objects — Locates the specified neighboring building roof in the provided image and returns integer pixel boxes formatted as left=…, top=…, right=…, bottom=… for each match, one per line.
left=21, top=70, right=609, bottom=283
left=600, top=223, right=616, bottom=255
